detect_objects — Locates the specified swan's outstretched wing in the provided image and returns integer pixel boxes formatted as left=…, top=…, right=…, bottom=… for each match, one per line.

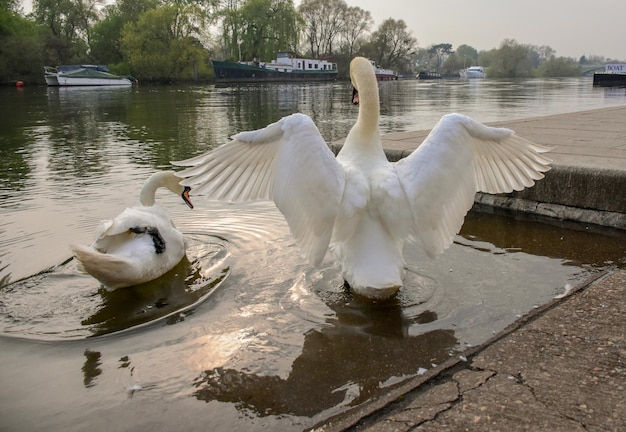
left=396, top=113, right=551, bottom=258
left=173, top=113, right=345, bottom=266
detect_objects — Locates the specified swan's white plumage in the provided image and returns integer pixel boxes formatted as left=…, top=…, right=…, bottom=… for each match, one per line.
left=396, top=113, right=552, bottom=258
left=174, top=57, right=551, bottom=299
left=71, top=171, right=192, bottom=289
left=178, top=114, right=345, bottom=266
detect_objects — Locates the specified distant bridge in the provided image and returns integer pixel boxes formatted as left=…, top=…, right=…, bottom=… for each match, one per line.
left=581, top=65, right=606, bottom=76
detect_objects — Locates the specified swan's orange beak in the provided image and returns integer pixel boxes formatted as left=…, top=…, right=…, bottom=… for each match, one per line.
left=352, top=87, right=359, bottom=105
left=182, top=186, right=193, bottom=209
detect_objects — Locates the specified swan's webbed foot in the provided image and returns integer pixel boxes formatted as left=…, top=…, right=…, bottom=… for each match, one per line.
left=130, top=226, right=166, bottom=254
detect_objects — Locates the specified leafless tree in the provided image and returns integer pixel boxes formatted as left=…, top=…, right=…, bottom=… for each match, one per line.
left=298, top=0, right=347, bottom=57
left=340, top=6, right=372, bottom=59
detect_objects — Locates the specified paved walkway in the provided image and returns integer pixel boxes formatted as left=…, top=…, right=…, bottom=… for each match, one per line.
left=355, top=105, right=626, bottom=171
left=316, top=107, right=626, bottom=431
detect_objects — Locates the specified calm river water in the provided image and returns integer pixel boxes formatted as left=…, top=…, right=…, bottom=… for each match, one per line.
left=1, top=78, right=625, bottom=431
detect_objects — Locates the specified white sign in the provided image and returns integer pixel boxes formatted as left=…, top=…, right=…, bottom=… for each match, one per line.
left=605, top=64, right=626, bottom=74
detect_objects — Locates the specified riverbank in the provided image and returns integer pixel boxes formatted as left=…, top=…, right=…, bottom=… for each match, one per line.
left=317, top=107, right=626, bottom=431
left=331, top=106, right=626, bottom=230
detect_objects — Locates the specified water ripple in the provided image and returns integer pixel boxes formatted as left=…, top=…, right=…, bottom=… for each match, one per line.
left=0, top=234, right=230, bottom=340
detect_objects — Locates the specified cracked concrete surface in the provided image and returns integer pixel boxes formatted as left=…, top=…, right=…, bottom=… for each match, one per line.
left=336, top=270, right=625, bottom=432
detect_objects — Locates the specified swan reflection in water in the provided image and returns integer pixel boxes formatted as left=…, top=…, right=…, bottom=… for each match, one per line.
left=82, top=240, right=230, bottom=337
left=193, top=297, right=457, bottom=417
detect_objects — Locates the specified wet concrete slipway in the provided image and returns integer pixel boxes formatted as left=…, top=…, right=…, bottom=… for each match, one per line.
left=314, top=106, right=626, bottom=431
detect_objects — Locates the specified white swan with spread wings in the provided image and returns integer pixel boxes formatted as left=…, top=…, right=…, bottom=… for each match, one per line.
left=174, top=57, right=551, bottom=299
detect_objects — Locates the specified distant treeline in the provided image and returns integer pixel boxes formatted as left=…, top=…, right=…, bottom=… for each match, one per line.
left=0, top=0, right=615, bottom=84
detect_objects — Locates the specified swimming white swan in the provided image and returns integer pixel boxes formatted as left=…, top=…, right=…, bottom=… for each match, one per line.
left=71, top=171, right=193, bottom=289
left=174, top=57, right=551, bottom=300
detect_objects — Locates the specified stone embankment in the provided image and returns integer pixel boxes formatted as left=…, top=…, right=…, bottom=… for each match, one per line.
left=331, top=106, right=626, bottom=229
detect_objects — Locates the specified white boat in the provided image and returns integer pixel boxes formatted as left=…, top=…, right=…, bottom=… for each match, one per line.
left=44, top=65, right=137, bottom=86
left=44, top=66, right=59, bottom=85
left=460, top=66, right=486, bottom=79
left=369, top=59, right=398, bottom=81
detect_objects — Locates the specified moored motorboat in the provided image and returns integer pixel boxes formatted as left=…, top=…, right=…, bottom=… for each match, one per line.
left=460, top=66, right=486, bottom=78
left=369, top=60, right=398, bottom=81
left=416, top=71, right=442, bottom=80
left=44, top=66, right=59, bottom=85
left=44, top=65, right=137, bottom=86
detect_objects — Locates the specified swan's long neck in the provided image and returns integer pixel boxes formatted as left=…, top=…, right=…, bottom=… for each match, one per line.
left=139, top=172, right=170, bottom=206
left=355, top=78, right=380, bottom=136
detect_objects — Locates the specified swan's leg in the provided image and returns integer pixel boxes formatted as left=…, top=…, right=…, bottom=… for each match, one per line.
left=130, top=226, right=166, bottom=254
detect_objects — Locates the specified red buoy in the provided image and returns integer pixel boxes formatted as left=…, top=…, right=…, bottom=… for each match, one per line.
left=16, top=81, right=24, bottom=87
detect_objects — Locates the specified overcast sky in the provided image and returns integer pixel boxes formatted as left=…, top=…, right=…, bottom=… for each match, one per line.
left=304, top=0, right=625, bottom=61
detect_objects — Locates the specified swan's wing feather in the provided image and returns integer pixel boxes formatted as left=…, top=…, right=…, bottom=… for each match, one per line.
left=174, top=113, right=345, bottom=266
left=396, top=113, right=551, bottom=257
left=93, top=218, right=114, bottom=241
left=173, top=130, right=277, bottom=200
left=92, top=206, right=166, bottom=240
left=271, top=115, right=346, bottom=265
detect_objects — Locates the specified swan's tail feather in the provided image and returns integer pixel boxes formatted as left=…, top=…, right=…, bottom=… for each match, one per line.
left=71, top=244, right=139, bottom=290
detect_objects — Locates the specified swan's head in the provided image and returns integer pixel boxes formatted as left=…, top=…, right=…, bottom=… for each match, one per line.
left=349, top=57, right=376, bottom=105
left=141, top=171, right=193, bottom=208
left=181, top=185, right=193, bottom=208
left=166, top=173, right=194, bottom=209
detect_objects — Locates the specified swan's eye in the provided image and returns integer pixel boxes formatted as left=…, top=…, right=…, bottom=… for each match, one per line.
left=352, top=87, right=359, bottom=105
